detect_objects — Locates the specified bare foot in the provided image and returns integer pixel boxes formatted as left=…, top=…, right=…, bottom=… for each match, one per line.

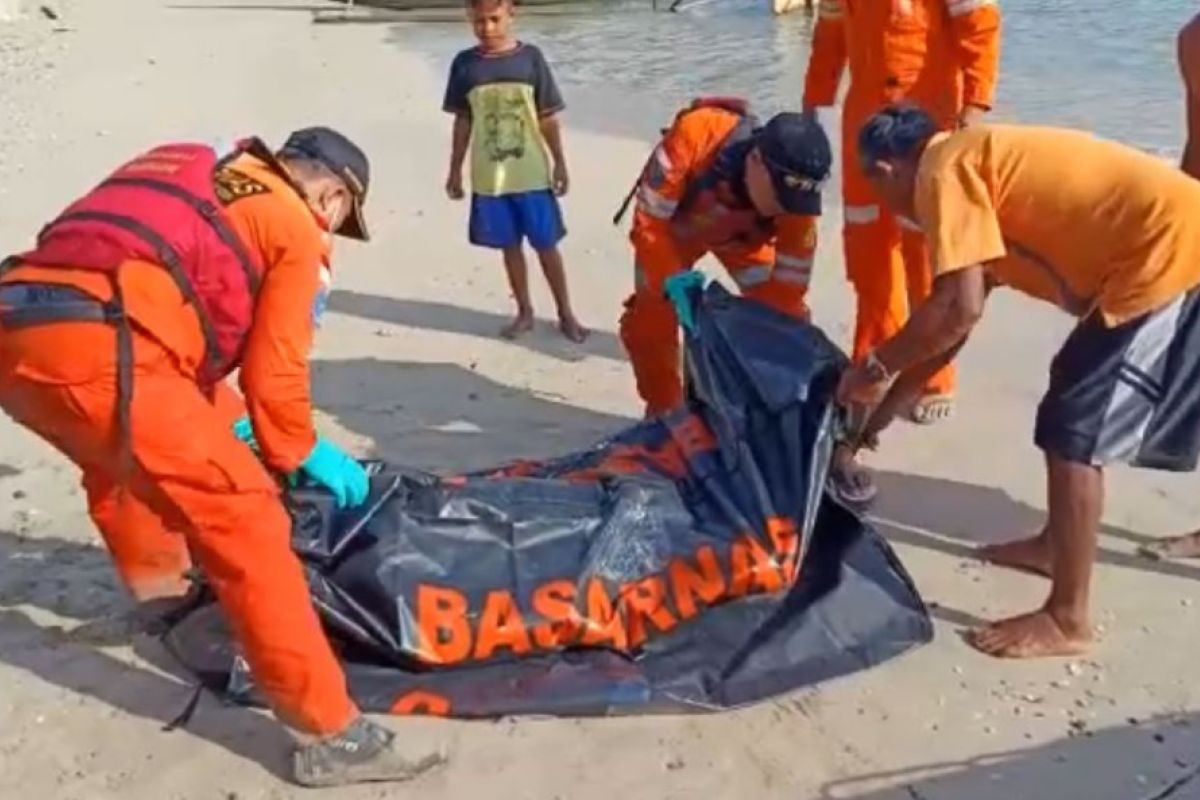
left=559, top=317, right=589, bottom=344
left=979, top=531, right=1053, bottom=578
left=906, top=393, right=955, bottom=425
left=500, top=313, right=534, bottom=340
left=968, top=608, right=1092, bottom=658
left=1138, top=531, right=1200, bottom=561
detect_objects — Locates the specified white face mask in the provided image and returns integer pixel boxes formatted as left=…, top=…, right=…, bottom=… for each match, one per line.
left=308, top=192, right=345, bottom=264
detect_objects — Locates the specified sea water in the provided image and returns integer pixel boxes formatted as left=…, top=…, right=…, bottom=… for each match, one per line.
left=396, top=0, right=1193, bottom=159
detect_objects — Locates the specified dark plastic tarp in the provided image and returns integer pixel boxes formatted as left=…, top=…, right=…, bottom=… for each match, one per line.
left=164, top=281, right=932, bottom=719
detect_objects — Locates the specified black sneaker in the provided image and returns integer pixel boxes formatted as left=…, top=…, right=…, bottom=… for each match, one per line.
left=291, top=717, right=447, bottom=788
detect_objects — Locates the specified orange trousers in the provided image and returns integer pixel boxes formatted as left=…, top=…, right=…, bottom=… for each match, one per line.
left=620, top=241, right=807, bottom=415
left=841, top=96, right=955, bottom=397
left=0, top=321, right=357, bottom=736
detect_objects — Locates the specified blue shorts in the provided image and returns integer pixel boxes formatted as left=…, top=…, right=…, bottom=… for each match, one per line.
left=469, top=189, right=566, bottom=251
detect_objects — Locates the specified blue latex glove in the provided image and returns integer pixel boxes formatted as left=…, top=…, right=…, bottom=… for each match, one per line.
left=663, top=271, right=706, bottom=334
left=232, top=416, right=258, bottom=449
left=299, top=436, right=369, bottom=509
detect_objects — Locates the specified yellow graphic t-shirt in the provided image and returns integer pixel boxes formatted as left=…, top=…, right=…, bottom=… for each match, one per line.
left=443, top=43, right=565, bottom=197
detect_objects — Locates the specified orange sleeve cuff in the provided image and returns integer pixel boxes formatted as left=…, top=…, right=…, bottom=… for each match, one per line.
left=774, top=214, right=818, bottom=259
left=240, top=371, right=318, bottom=474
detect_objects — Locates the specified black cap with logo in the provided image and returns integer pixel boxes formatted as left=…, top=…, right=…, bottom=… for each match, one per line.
left=280, top=126, right=371, bottom=241
left=756, top=112, right=832, bottom=216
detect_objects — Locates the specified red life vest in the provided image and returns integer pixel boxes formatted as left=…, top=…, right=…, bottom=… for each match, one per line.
left=10, top=139, right=268, bottom=385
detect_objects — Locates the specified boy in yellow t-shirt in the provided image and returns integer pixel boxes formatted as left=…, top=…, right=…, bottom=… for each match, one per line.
left=443, top=0, right=587, bottom=342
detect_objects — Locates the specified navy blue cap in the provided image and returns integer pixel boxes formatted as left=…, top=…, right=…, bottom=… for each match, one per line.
left=280, top=126, right=371, bottom=241
left=757, top=112, right=832, bottom=215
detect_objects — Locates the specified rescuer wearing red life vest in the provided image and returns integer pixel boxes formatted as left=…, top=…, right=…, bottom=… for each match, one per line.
left=617, top=97, right=832, bottom=417
left=0, top=129, right=446, bottom=786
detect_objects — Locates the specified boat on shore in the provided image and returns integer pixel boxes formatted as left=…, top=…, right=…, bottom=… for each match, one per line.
left=331, top=0, right=602, bottom=8
left=315, top=0, right=604, bottom=23
left=329, top=0, right=814, bottom=13
left=771, top=0, right=813, bottom=13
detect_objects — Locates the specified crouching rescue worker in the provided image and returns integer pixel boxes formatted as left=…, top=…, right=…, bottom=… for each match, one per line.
left=615, top=97, right=832, bottom=417
left=838, top=106, right=1200, bottom=659
left=0, top=128, right=447, bottom=786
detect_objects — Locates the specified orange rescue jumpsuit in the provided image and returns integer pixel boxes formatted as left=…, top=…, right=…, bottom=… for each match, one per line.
left=803, top=0, right=1000, bottom=397
left=0, top=151, right=355, bottom=736
left=621, top=105, right=818, bottom=415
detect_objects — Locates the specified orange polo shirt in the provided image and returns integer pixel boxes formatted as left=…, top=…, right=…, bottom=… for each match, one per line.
left=916, top=124, right=1200, bottom=325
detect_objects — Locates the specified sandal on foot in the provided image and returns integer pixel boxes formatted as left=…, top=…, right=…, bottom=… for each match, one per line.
left=828, top=459, right=878, bottom=508
left=906, top=393, right=955, bottom=425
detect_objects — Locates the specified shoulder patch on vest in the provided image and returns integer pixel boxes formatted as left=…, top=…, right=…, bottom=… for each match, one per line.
left=214, top=166, right=271, bottom=206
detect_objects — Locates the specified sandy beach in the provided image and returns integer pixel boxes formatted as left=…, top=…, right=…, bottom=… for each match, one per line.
left=1, top=1, right=1199, bottom=798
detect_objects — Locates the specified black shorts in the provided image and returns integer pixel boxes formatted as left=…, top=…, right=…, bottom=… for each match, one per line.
left=1035, top=285, right=1200, bottom=472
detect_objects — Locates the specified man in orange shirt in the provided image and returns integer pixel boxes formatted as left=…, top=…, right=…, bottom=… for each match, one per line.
left=0, top=129, right=445, bottom=785
left=802, top=0, right=1000, bottom=503
left=837, top=106, right=1200, bottom=658
left=620, top=98, right=830, bottom=417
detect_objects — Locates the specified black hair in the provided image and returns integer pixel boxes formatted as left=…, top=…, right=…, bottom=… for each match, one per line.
left=857, top=104, right=937, bottom=165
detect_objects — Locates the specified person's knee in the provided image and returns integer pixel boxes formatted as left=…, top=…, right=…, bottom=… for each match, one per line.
left=185, top=493, right=291, bottom=570
left=534, top=245, right=564, bottom=266
left=619, top=293, right=675, bottom=347
left=1034, top=408, right=1098, bottom=470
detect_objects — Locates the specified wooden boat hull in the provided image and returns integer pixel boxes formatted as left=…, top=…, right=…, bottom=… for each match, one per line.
left=335, top=0, right=590, bottom=8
